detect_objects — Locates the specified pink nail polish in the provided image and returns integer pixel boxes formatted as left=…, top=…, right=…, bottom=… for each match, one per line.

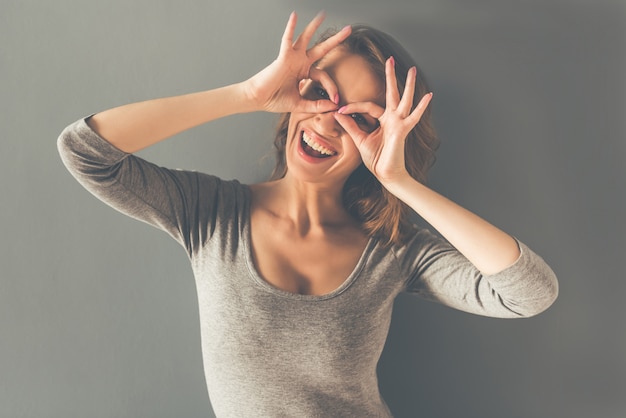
left=337, top=106, right=347, bottom=114
left=389, top=56, right=395, bottom=67
left=334, top=93, right=339, bottom=105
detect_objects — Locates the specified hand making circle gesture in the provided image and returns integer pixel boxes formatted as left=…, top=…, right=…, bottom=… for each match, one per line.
left=243, top=12, right=352, bottom=114
left=334, top=57, right=433, bottom=186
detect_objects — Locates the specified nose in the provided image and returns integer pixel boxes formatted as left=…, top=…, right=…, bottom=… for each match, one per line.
left=314, top=111, right=342, bottom=138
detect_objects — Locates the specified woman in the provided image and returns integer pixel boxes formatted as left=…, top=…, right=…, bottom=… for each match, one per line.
left=58, top=12, right=558, bottom=418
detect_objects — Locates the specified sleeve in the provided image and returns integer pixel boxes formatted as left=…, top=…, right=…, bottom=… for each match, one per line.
left=57, top=116, right=222, bottom=257
left=397, top=227, right=559, bottom=318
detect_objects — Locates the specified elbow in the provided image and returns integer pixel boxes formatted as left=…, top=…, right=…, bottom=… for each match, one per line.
left=502, top=241, right=559, bottom=318
left=57, top=118, right=126, bottom=178
left=536, top=271, right=559, bottom=316
left=57, top=126, right=76, bottom=173
left=512, top=269, right=559, bottom=318
left=57, top=123, right=83, bottom=171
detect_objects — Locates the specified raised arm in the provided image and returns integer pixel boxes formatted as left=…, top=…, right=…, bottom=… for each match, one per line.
left=58, top=12, right=352, bottom=253
left=335, top=58, right=557, bottom=316
left=87, top=11, right=351, bottom=153
left=335, top=58, right=538, bottom=276
left=86, top=85, right=252, bottom=153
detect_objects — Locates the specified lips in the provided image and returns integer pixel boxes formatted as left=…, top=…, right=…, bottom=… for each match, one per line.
left=300, top=131, right=337, bottom=159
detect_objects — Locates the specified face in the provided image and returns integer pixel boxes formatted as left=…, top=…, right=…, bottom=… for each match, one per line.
left=284, top=48, right=384, bottom=187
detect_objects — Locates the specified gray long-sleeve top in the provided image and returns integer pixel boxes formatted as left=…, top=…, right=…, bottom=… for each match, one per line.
left=58, top=117, right=558, bottom=417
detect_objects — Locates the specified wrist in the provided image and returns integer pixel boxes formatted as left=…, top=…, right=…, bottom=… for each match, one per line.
left=232, top=81, right=263, bottom=114
left=379, top=173, right=422, bottom=199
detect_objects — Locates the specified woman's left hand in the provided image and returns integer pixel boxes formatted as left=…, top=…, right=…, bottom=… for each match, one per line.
left=334, top=57, right=432, bottom=187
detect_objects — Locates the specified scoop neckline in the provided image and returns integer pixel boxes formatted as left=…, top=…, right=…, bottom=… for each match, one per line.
left=240, top=184, right=375, bottom=301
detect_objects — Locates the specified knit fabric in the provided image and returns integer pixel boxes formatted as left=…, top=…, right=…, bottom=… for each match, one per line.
left=58, top=117, right=558, bottom=417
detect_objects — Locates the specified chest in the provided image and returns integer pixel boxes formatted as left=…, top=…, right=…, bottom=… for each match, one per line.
left=249, top=213, right=369, bottom=296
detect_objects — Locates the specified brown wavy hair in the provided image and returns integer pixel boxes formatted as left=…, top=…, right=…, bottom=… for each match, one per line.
left=270, top=25, right=439, bottom=246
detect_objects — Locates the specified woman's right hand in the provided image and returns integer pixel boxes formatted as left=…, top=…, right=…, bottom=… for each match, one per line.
left=242, top=11, right=351, bottom=114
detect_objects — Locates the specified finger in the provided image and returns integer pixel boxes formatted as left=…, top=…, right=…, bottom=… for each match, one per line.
left=398, top=67, right=417, bottom=117
left=308, top=67, right=339, bottom=104
left=293, top=11, right=326, bottom=50
left=337, top=101, right=385, bottom=119
left=280, top=11, right=298, bottom=53
left=406, top=92, right=434, bottom=127
left=385, top=57, right=400, bottom=109
left=307, top=25, right=352, bottom=61
left=333, top=112, right=368, bottom=146
left=293, top=96, right=338, bottom=114
left=294, top=100, right=338, bottom=114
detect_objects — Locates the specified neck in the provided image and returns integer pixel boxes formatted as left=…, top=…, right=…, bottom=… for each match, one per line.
left=252, top=175, right=355, bottom=236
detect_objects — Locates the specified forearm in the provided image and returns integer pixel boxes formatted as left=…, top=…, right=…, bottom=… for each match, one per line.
left=387, top=176, right=521, bottom=275
left=87, top=82, right=256, bottom=153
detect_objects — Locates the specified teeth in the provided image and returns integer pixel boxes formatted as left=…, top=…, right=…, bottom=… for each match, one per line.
left=302, top=132, right=336, bottom=156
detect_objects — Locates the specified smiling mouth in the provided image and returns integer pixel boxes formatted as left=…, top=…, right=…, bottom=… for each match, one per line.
left=300, top=132, right=337, bottom=158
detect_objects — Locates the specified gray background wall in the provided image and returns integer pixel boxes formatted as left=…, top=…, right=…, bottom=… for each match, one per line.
left=1, top=0, right=624, bottom=417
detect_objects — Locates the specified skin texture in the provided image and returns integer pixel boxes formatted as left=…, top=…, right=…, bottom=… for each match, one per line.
left=249, top=49, right=383, bottom=295
left=87, top=11, right=521, bottom=295
left=249, top=15, right=518, bottom=293
left=286, top=50, right=382, bottom=188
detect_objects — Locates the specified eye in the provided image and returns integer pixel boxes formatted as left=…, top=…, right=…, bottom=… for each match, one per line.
left=302, top=83, right=331, bottom=101
left=314, top=86, right=330, bottom=100
left=350, top=113, right=380, bottom=133
left=351, top=113, right=367, bottom=125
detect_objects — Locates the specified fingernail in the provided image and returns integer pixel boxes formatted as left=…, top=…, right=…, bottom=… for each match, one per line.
left=333, top=93, right=339, bottom=104
left=337, top=106, right=347, bottom=114
left=389, top=56, right=395, bottom=67
left=341, top=25, right=351, bottom=32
